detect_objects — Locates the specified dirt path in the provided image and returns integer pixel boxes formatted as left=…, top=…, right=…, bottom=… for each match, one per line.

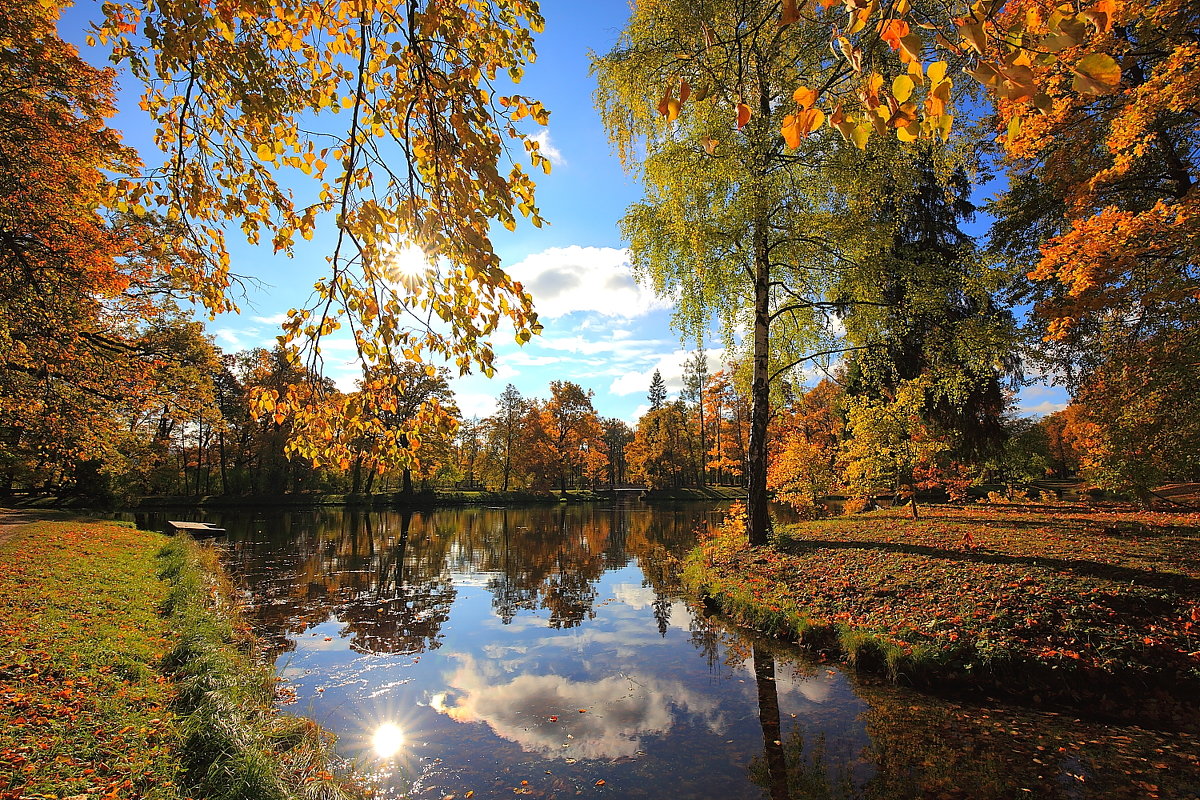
left=0, top=508, right=84, bottom=547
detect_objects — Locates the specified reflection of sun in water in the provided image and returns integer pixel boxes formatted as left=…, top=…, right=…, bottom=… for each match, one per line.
left=385, top=242, right=428, bottom=282
left=373, top=722, right=405, bottom=757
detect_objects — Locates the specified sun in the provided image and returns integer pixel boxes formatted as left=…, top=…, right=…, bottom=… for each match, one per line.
left=384, top=241, right=429, bottom=282
left=372, top=722, right=406, bottom=758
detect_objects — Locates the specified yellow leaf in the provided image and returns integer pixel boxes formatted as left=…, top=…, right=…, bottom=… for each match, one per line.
left=927, top=60, right=948, bottom=83
left=851, top=123, right=870, bottom=149
left=1006, top=114, right=1022, bottom=140
left=256, top=143, right=274, bottom=161
left=896, top=120, right=921, bottom=142
left=1071, top=52, right=1121, bottom=95
left=892, top=74, right=915, bottom=103
left=700, top=135, right=719, bottom=154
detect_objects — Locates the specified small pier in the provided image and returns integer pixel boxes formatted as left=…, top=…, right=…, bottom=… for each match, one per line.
left=167, top=520, right=226, bottom=537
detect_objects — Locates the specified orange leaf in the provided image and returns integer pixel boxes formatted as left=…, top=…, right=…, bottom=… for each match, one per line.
left=656, top=88, right=673, bottom=118
left=793, top=85, right=818, bottom=109
left=679, top=78, right=691, bottom=104
left=880, top=18, right=910, bottom=49
left=736, top=102, right=751, bottom=129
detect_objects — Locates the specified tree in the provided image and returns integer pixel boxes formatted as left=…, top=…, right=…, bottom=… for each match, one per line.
left=839, top=154, right=1018, bottom=465
left=601, top=417, right=635, bottom=487
left=842, top=377, right=952, bottom=519
left=333, top=362, right=460, bottom=495
left=767, top=379, right=845, bottom=514
left=542, top=382, right=607, bottom=494
left=0, top=0, right=142, bottom=493
left=647, top=369, right=668, bottom=411
left=681, top=345, right=710, bottom=485
left=595, top=0, right=899, bottom=542
left=626, top=403, right=691, bottom=489
left=1068, top=331, right=1200, bottom=497
left=86, top=0, right=550, bottom=458
left=485, top=384, right=527, bottom=491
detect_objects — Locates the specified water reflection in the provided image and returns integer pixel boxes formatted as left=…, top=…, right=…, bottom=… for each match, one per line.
left=129, top=502, right=1200, bottom=799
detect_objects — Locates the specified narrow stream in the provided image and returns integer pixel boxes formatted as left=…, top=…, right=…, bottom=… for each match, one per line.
left=130, top=501, right=1199, bottom=799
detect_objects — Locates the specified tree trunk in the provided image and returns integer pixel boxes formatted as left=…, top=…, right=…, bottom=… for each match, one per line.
left=746, top=217, right=773, bottom=545
left=402, top=467, right=413, bottom=496
left=753, top=644, right=789, bottom=800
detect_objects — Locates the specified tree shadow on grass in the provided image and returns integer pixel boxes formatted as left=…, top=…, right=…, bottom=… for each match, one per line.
left=952, top=515, right=1200, bottom=540
left=775, top=537, right=1200, bottom=595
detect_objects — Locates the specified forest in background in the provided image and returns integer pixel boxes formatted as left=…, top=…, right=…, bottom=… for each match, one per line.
left=1, top=0, right=1195, bottom=515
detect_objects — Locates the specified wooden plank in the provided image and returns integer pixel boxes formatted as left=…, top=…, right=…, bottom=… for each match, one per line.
left=167, top=520, right=226, bottom=536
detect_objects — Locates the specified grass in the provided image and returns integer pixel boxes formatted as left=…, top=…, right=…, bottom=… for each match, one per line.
left=684, top=503, right=1200, bottom=722
left=0, top=517, right=364, bottom=800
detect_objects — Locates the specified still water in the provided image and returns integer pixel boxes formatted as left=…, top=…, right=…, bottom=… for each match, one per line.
left=132, top=501, right=1198, bottom=799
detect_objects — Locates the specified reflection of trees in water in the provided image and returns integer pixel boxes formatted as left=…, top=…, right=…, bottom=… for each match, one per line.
left=219, top=509, right=456, bottom=657
left=729, top=632, right=1199, bottom=800
left=481, top=505, right=612, bottom=628
left=219, top=501, right=719, bottom=647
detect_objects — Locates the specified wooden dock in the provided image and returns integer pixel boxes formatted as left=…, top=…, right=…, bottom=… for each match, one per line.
left=167, top=520, right=226, bottom=537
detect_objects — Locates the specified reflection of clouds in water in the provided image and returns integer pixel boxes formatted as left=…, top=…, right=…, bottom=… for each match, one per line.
left=733, top=656, right=838, bottom=706
left=610, top=583, right=656, bottom=609
left=431, top=654, right=726, bottom=760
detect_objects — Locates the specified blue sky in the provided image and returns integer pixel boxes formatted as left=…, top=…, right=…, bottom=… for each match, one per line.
left=61, top=1, right=1066, bottom=423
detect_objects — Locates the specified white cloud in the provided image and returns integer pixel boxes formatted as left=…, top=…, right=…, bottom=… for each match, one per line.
left=610, top=583, right=657, bottom=610
left=530, top=130, right=565, bottom=166
left=214, top=327, right=250, bottom=348
left=454, top=391, right=500, bottom=419
left=253, top=312, right=290, bottom=325
left=508, top=246, right=674, bottom=320
left=431, top=655, right=724, bottom=760
left=1018, top=400, right=1067, bottom=417
left=536, top=333, right=667, bottom=358
left=609, top=347, right=726, bottom=398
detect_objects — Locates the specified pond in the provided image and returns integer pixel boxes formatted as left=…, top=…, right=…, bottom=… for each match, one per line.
left=130, top=501, right=1198, bottom=799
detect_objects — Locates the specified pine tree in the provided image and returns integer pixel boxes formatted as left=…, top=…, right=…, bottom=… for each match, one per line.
left=647, top=370, right=668, bottom=411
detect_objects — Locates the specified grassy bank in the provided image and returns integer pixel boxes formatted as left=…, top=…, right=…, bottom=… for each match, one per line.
left=684, top=504, right=1200, bottom=723
left=0, top=517, right=362, bottom=800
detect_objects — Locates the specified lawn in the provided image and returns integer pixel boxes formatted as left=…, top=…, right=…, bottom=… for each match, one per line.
left=685, top=503, right=1200, bottom=723
left=0, top=516, right=362, bottom=800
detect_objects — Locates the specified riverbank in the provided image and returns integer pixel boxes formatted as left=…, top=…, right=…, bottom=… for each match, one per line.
left=126, top=488, right=617, bottom=510
left=684, top=503, right=1200, bottom=726
left=0, top=514, right=362, bottom=800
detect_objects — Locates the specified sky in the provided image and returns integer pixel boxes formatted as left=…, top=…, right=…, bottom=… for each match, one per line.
left=60, top=0, right=1067, bottom=424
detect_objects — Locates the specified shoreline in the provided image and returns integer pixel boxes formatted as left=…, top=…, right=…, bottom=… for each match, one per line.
left=0, top=513, right=364, bottom=800
left=683, top=503, right=1200, bottom=729
left=3, top=485, right=746, bottom=513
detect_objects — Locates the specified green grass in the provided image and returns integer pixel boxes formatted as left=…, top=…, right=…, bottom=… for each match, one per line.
left=0, top=517, right=364, bottom=800
left=685, top=504, right=1200, bottom=720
